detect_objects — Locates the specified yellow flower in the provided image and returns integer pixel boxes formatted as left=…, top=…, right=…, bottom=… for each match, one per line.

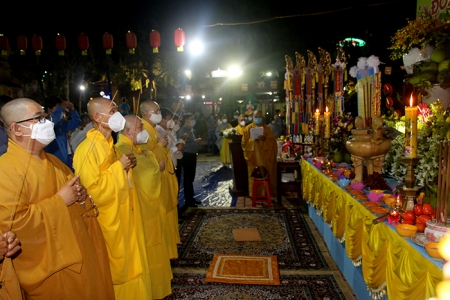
left=447, top=130, right=450, bottom=139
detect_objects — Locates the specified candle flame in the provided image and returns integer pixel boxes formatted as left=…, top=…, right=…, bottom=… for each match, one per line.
left=316, top=109, right=319, bottom=113
left=410, top=93, right=413, bottom=107
left=326, top=106, right=329, bottom=112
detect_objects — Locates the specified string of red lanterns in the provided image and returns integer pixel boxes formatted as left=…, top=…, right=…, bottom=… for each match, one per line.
left=0, top=29, right=186, bottom=56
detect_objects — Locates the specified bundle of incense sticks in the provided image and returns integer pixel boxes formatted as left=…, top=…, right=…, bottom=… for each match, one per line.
left=437, top=141, right=450, bottom=224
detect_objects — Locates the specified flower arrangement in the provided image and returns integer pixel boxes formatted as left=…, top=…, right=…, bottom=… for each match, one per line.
left=222, top=128, right=237, bottom=137
left=330, top=112, right=354, bottom=152
left=389, top=10, right=450, bottom=95
left=383, top=100, right=450, bottom=185
left=388, top=11, right=441, bottom=60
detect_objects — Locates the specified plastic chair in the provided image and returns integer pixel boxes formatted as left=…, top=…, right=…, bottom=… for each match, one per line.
left=251, top=178, right=272, bottom=207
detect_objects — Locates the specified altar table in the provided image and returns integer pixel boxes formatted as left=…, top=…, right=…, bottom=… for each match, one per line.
left=302, top=159, right=443, bottom=300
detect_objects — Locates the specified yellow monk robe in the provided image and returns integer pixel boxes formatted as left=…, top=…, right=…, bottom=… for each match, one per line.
left=0, top=140, right=115, bottom=300
left=73, top=129, right=151, bottom=300
left=235, top=124, right=245, bottom=135
left=141, top=120, right=180, bottom=259
left=242, top=123, right=278, bottom=197
left=115, top=134, right=173, bottom=299
left=217, top=123, right=232, bottom=165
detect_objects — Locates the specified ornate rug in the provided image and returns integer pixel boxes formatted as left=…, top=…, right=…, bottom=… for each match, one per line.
left=164, top=273, right=347, bottom=299
left=172, top=208, right=329, bottom=270
left=205, top=254, right=280, bottom=285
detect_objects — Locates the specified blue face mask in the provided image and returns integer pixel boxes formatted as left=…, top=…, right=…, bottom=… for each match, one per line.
left=254, top=118, right=263, bottom=124
left=190, top=120, right=196, bottom=127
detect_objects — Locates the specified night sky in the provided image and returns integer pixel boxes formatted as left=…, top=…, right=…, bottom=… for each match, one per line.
left=2, top=0, right=415, bottom=71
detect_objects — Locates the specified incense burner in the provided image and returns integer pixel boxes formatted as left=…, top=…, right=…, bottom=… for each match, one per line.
left=346, top=116, right=392, bottom=183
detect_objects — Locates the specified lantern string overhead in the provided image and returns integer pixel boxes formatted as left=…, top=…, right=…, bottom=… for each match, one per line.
left=3, top=28, right=191, bottom=55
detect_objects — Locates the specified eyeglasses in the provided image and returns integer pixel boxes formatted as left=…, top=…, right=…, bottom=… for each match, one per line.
left=16, top=114, right=49, bottom=124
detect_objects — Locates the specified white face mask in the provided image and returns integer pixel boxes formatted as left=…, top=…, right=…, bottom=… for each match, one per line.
left=173, top=123, right=180, bottom=132
left=234, top=116, right=238, bottom=120
left=223, top=119, right=228, bottom=123
left=19, top=121, right=56, bottom=146
left=136, top=130, right=149, bottom=144
left=239, top=121, right=246, bottom=126
left=150, top=113, right=162, bottom=124
left=217, top=120, right=222, bottom=125
left=248, top=117, right=253, bottom=121
left=190, top=120, right=196, bottom=127
left=101, top=112, right=126, bottom=132
left=167, top=119, right=175, bottom=129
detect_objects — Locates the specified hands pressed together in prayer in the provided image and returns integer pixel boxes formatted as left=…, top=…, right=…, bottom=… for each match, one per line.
left=181, top=133, right=189, bottom=141
left=0, top=231, right=21, bottom=259
left=119, top=153, right=137, bottom=171
left=57, top=175, right=89, bottom=206
left=257, top=135, right=266, bottom=141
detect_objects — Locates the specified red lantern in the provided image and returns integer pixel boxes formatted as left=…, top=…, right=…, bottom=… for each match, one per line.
left=174, top=28, right=185, bottom=52
left=149, top=30, right=160, bottom=53
left=102, top=32, right=113, bottom=55
left=0, top=35, right=9, bottom=56
left=78, top=33, right=89, bottom=56
left=32, top=35, right=43, bottom=56
left=55, top=34, right=66, bottom=56
left=126, top=31, right=137, bottom=54
left=16, top=35, right=28, bottom=55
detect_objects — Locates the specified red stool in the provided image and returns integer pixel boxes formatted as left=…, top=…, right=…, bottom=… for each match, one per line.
left=252, top=178, right=272, bottom=207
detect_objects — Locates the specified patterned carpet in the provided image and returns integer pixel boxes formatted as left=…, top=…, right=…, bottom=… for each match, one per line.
left=164, top=273, right=348, bottom=300
left=173, top=208, right=329, bottom=270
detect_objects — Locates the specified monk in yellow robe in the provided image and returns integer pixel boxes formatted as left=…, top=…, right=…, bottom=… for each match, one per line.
left=0, top=98, right=114, bottom=299
left=216, top=114, right=232, bottom=167
left=242, top=110, right=278, bottom=197
left=235, top=115, right=246, bottom=135
left=140, top=100, right=179, bottom=259
left=73, top=97, right=152, bottom=300
left=116, top=115, right=173, bottom=299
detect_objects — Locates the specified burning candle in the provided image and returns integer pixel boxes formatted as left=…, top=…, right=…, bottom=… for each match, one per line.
left=404, top=94, right=418, bottom=158
left=324, top=106, right=331, bottom=138
left=314, top=109, right=320, bottom=135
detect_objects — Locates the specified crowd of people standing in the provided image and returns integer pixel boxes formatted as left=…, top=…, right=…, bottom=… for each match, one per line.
left=0, top=94, right=281, bottom=299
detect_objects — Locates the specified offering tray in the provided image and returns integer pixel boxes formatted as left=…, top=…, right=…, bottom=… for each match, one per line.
left=411, top=233, right=430, bottom=247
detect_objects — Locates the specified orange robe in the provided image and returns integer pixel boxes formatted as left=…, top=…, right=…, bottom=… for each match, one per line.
left=242, top=123, right=278, bottom=197
left=0, top=140, right=114, bottom=299
left=115, top=134, right=173, bottom=299
left=141, top=120, right=180, bottom=259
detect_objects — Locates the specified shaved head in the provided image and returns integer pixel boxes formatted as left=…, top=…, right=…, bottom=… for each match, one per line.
left=139, top=100, right=159, bottom=117
left=124, top=114, right=142, bottom=132
left=253, top=110, right=263, bottom=118
left=122, top=114, right=143, bottom=144
left=1, top=98, right=38, bottom=128
left=87, top=97, right=116, bottom=120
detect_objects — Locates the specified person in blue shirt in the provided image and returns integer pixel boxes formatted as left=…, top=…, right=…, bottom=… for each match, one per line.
left=42, top=96, right=81, bottom=169
left=119, top=97, right=131, bottom=115
left=177, top=113, right=202, bottom=207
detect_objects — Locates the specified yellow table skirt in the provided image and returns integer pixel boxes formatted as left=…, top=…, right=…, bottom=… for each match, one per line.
left=301, top=160, right=442, bottom=300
